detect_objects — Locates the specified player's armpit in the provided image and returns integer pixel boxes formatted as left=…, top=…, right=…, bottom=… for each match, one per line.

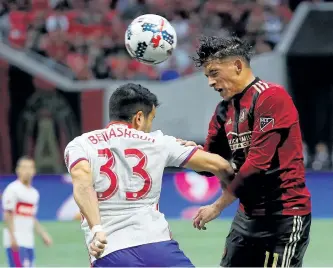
left=71, top=160, right=102, bottom=230
left=183, top=150, right=234, bottom=185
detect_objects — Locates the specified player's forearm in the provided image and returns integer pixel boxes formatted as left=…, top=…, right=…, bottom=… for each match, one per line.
left=214, top=160, right=235, bottom=185
left=4, top=211, right=16, bottom=239
left=73, top=183, right=101, bottom=229
left=34, top=218, right=46, bottom=236
left=213, top=190, right=237, bottom=212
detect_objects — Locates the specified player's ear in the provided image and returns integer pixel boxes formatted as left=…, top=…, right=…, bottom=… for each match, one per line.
left=132, top=110, right=145, bottom=130
left=234, top=59, right=242, bottom=75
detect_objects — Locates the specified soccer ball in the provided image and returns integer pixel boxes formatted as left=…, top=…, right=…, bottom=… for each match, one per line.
left=125, top=14, right=177, bottom=65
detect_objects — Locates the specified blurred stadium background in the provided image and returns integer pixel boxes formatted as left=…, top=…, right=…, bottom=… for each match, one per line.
left=0, top=0, right=333, bottom=266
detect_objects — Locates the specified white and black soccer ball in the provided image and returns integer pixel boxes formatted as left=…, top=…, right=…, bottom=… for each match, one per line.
left=125, top=14, right=177, bottom=65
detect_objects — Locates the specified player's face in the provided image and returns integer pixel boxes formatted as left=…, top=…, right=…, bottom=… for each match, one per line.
left=133, top=106, right=156, bottom=133
left=16, top=159, right=36, bottom=183
left=204, top=58, right=243, bottom=101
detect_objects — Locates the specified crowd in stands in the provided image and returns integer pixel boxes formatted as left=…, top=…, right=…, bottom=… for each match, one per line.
left=0, top=0, right=299, bottom=80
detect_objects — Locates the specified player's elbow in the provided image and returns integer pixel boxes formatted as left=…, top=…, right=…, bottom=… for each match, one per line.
left=3, top=210, right=14, bottom=223
left=207, top=155, right=235, bottom=182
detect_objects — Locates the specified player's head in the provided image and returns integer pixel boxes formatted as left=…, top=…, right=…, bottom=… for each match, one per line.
left=193, top=36, right=254, bottom=101
left=16, top=156, right=36, bottom=184
left=109, top=83, right=159, bottom=132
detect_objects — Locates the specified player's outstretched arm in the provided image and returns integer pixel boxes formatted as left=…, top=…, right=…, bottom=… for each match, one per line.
left=183, top=149, right=235, bottom=186
left=71, top=160, right=101, bottom=229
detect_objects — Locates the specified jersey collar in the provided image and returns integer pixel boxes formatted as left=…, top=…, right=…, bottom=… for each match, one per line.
left=233, top=77, right=260, bottom=100
left=106, top=121, right=133, bottom=128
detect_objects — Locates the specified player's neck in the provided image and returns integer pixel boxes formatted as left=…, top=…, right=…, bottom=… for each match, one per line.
left=236, top=72, right=256, bottom=94
left=106, top=121, right=132, bottom=128
left=18, top=178, right=31, bottom=187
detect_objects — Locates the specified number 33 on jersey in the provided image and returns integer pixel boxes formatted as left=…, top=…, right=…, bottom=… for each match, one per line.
left=64, top=122, right=197, bottom=206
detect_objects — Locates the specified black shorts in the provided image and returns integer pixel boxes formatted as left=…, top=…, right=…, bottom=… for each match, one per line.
left=221, top=210, right=311, bottom=267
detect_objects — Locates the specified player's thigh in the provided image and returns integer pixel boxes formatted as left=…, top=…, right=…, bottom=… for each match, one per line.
left=5, top=248, right=16, bottom=267
left=6, top=248, right=24, bottom=267
left=19, top=247, right=35, bottom=267
left=220, top=228, right=257, bottom=267
left=265, top=214, right=311, bottom=268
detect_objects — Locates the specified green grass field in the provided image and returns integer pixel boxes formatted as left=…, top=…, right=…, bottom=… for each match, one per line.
left=1, top=219, right=332, bottom=267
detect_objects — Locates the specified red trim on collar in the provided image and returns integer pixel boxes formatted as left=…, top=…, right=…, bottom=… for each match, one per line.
left=106, top=121, right=132, bottom=128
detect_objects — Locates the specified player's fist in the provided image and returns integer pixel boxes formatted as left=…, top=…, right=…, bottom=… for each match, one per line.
left=42, top=232, right=53, bottom=247
left=176, top=139, right=204, bottom=150
left=192, top=204, right=221, bottom=230
left=89, top=232, right=107, bottom=259
left=10, top=236, right=19, bottom=251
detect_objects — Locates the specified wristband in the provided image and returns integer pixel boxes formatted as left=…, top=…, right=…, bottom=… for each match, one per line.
left=91, top=225, right=103, bottom=236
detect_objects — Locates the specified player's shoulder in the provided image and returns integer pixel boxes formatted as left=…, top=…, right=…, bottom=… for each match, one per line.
left=65, top=129, right=99, bottom=149
left=252, top=80, right=291, bottom=102
left=3, top=180, right=19, bottom=191
left=30, top=185, right=39, bottom=196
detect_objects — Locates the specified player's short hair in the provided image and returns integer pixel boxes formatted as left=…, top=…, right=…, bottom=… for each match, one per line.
left=16, top=156, right=34, bottom=167
left=109, top=83, right=160, bottom=122
left=192, top=35, right=253, bottom=67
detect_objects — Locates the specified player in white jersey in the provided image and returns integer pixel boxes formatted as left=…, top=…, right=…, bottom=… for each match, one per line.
left=2, top=156, right=52, bottom=267
left=64, top=83, right=234, bottom=267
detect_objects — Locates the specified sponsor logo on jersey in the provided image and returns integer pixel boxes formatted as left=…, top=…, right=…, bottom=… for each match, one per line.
left=174, top=172, right=220, bottom=203
left=227, top=131, right=252, bottom=151
left=16, top=202, right=35, bottom=217
left=260, top=117, right=274, bottom=131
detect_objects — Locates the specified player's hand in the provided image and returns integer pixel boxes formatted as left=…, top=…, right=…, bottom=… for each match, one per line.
left=42, top=232, right=53, bottom=247
left=89, top=232, right=107, bottom=259
left=192, top=204, right=221, bottom=230
left=10, top=236, right=19, bottom=251
left=176, top=139, right=204, bottom=150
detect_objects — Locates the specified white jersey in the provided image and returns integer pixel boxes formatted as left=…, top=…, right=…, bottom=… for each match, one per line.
left=64, top=122, right=196, bottom=262
left=2, top=180, right=39, bottom=248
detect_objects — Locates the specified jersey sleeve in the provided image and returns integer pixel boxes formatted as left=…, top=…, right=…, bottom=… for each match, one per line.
left=64, top=137, right=89, bottom=172
left=247, top=87, right=297, bottom=170
left=164, top=135, right=198, bottom=167
left=1, top=185, right=17, bottom=211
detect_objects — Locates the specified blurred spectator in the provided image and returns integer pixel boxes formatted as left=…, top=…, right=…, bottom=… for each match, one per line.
left=312, top=143, right=331, bottom=171
left=46, top=6, right=69, bottom=32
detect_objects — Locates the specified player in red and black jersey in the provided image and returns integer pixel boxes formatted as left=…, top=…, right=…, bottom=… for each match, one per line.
left=189, top=36, right=311, bottom=267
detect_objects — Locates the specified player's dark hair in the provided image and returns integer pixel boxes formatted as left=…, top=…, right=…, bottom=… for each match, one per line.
left=192, top=35, right=253, bottom=67
left=16, top=156, right=34, bottom=166
left=109, top=83, right=160, bottom=122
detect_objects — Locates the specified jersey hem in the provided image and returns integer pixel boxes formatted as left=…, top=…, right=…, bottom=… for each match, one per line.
left=238, top=206, right=311, bottom=216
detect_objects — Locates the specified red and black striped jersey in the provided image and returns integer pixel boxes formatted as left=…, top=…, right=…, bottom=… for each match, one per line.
left=204, top=77, right=311, bottom=216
